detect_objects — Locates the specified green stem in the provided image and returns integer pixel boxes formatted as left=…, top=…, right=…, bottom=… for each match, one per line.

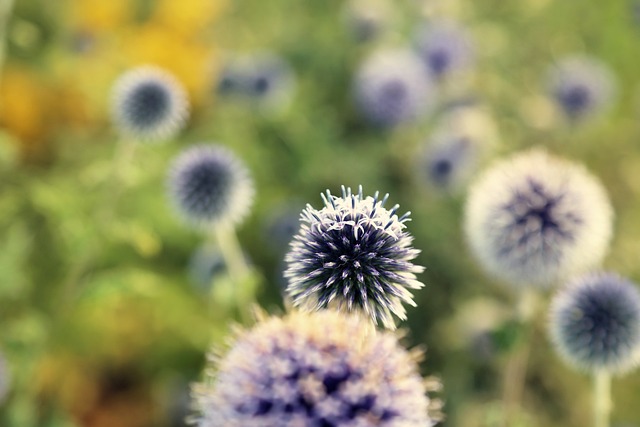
left=594, top=371, right=612, bottom=427
left=501, top=289, right=538, bottom=427
left=212, top=224, right=253, bottom=322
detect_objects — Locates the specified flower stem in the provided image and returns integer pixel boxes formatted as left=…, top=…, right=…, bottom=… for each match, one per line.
left=594, top=371, right=611, bottom=427
left=212, top=224, right=253, bottom=322
left=501, top=289, right=538, bottom=426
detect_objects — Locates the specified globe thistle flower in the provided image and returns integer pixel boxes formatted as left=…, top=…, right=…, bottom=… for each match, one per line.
left=284, top=186, right=425, bottom=330
left=414, top=20, right=475, bottom=79
left=353, top=49, right=435, bottom=128
left=550, top=272, right=640, bottom=373
left=167, top=145, right=254, bottom=229
left=546, top=55, right=616, bottom=122
left=111, top=66, right=189, bottom=141
left=464, top=149, right=613, bottom=287
left=193, top=310, right=441, bottom=427
left=216, top=53, right=295, bottom=112
left=420, top=104, right=497, bottom=192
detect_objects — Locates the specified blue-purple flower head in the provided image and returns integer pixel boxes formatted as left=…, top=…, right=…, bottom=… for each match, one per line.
left=550, top=272, right=640, bottom=373
left=546, top=55, right=616, bottom=122
left=420, top=104, right=497, bottom=192
left=216, top=52, right=295, bottom=113
left=111, top=66, right=189, bottom=142
left=168, top=145, right=254, bottom=230
left=354, top=49, right=436, bottom=128
left=284, top=186, right=425, bottom=330
left=464, top=149, right=613, bottom=287
left=414, top=20, right=475, bottom=79
left=193, top=310, right=442, bottom=427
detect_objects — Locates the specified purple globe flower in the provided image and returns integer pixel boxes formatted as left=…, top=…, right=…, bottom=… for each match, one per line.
left=284, top=186, right=424, bottom=329
left=167, top=144, right=254, bottom=229
left=414, top=20, right=475, bottom=79
left=546, top=55, right=616, bottom=122
left=550, top=272, right=640, bottom=373
left=353, top=49, right=436, bottom=128
left=216, top=52, right=296, bottom=113
left=192, top=310, right=442, bottom=427
left=111, top=66, right=189, bottom=141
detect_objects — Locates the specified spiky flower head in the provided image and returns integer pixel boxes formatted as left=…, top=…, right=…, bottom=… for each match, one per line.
left=464, top=149, right=613, bottom=287
left=414, top=20, right=475, bottom=79
left=193, top=310, right=441, bottom=427
left=284, top=186, right=424, bottom=330
left=546, top=55, right=616, bottom=122
left=167, top=144, right=254, bottom=229
left=353, top=49, right=435, bottom=128
left=550, top=272, right=640, bottom=373
left=111, top=66, right=189, bottom=141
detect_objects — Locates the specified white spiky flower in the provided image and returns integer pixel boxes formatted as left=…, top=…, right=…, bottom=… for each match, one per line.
left=284, top=186, right=424, bottom=330
left=464, top=148, right=613, bottom=287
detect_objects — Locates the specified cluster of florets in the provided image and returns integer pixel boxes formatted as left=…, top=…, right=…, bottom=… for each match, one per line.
left=193, top=310, right=441, bottom=427
left=284, top=186, right=425, bottom=330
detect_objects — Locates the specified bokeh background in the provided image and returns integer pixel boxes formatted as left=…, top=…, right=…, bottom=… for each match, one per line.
left=2, top=0, right=640, bottom=426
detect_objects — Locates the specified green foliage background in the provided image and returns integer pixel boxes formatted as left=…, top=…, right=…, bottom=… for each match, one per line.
left=2, top=0, right=640, bottom=426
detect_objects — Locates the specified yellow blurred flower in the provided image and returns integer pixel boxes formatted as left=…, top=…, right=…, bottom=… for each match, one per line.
left=152, top=0, right=227, bottom=34
left=67, top=0, right=132, bottom=33
left=0, top=66, right=54, bottom=160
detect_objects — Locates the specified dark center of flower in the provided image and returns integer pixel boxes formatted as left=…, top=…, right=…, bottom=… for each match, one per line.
left=498, top=178, right=582, bottom=258
left=381, top=80, right=407, bottom=104
left=127, top=82, right=171, bottom=127
left=253, top=75, right=271, bottom=95
left=430, top=159, right=452, bottom=183
left=180, top=160, right=231, bottom=218
left=558, top=84, right=591, bottom=117
left=428, top=49, right=450, bottom=76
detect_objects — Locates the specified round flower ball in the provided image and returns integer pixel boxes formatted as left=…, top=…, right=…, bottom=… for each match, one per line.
left=193, top=310, right=441, bottom=427
left=414, top=20, right=475, bottom=79
left=167, top=145, right=254, bottom=229
left=353, top=49, right=435, bottom=128
left=464, top=149, right=613, bottom=287
left=284, top=186, right=424, bottom=330
left=550, top=272, right=640, bottom=373
left=546, top=55, right=616, bottom=123
left=111, top=66, right=189, bottom=141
